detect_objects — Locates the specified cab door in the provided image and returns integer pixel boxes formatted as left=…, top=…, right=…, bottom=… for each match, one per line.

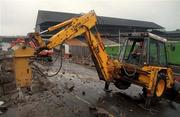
left=149, top=39, right=167, bottom=66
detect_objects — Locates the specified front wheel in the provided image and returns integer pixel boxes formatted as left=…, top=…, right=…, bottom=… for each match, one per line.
left=114, top=80, right=131, bottom=90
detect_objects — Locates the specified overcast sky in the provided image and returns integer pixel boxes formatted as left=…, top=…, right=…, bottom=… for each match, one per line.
left=0, top=0, right=180, bottom=36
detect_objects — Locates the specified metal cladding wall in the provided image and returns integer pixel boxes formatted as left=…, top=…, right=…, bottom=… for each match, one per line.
left=69, top=45, right=90, bottom=57
left=167, top=42, right=180, bottom=65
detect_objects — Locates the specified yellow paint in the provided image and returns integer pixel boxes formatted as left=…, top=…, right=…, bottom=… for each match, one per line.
left=13, top=46, right=34, bottom=88
left=156, top=79, right=166, bottom=97
left=138, top=65, right=174, bottom=95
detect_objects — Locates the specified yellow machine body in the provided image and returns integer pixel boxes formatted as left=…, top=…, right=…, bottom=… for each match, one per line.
left=29, top=11, right=175, bottom=93
left=13, top=46, right=34, bottom=88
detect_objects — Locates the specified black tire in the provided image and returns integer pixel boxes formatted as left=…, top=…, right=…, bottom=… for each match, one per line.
left=114, top=80, right=131, bottom=90
left=143, top=73, right=167, bottom=108
left=143, top=73, right=166, bottom=98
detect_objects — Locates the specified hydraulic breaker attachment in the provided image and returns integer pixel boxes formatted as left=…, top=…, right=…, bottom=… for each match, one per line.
left=13, top=46, right=34, bottom=88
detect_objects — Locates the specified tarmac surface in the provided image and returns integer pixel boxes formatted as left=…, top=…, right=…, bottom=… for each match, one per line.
left=0, top=61, right=179, bottom=117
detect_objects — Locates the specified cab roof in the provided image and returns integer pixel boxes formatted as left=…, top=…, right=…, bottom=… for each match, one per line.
left=125, top=32, right=167, bottom=43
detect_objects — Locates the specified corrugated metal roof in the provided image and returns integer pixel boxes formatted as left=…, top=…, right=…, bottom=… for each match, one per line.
left=36, top=10, right=163, bottom=29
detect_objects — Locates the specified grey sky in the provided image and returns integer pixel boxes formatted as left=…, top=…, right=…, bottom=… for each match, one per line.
left=0, top=0, right=180, bottom=36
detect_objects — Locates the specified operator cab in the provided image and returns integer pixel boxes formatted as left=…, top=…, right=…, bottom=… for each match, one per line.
left=119, top=32, right=168, bottom=67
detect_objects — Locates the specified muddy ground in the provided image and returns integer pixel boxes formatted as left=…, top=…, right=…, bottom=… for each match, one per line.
left=0, top=60, right=179, bottom=117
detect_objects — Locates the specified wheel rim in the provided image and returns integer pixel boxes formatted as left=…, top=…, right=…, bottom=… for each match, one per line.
left=156, top=79, right=165, bottom=97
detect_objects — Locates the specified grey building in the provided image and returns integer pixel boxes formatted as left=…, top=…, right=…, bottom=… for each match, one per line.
left=151, top=30, right=180, bottom=41
left=35, top=10, right=163, bottom=39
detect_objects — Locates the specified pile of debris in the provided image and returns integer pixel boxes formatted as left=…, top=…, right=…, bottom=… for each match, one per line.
left=0, top=58, right=16, bottom=96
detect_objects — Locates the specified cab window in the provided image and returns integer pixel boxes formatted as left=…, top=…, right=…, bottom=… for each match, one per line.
left=159, top=42, right=167, bottom=66
left=149, top=39, right=158, bottom=65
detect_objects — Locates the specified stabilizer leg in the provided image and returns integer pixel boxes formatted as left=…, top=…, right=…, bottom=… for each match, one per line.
left=104, top=81, right=112, bottom=92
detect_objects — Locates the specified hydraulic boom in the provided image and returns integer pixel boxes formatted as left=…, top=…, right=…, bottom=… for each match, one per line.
left=31, top=11, right=118, bottom=82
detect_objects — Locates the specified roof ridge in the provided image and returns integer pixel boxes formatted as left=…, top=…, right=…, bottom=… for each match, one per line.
left=36, top=10, right=163, bottom=29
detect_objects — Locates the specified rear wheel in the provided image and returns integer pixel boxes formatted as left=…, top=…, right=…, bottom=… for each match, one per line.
left=143, top=73, right=167, bottom=108
left=154, top=73, right=167, bottom=97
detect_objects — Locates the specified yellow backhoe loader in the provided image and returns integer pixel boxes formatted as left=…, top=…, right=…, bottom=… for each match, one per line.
left=13, top=11, right=179, bottom=108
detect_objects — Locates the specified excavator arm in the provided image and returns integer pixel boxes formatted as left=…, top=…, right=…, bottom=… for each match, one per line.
left=34, top=11, right=96, bottom=49
left=32, top=11, right=116, bottom=81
